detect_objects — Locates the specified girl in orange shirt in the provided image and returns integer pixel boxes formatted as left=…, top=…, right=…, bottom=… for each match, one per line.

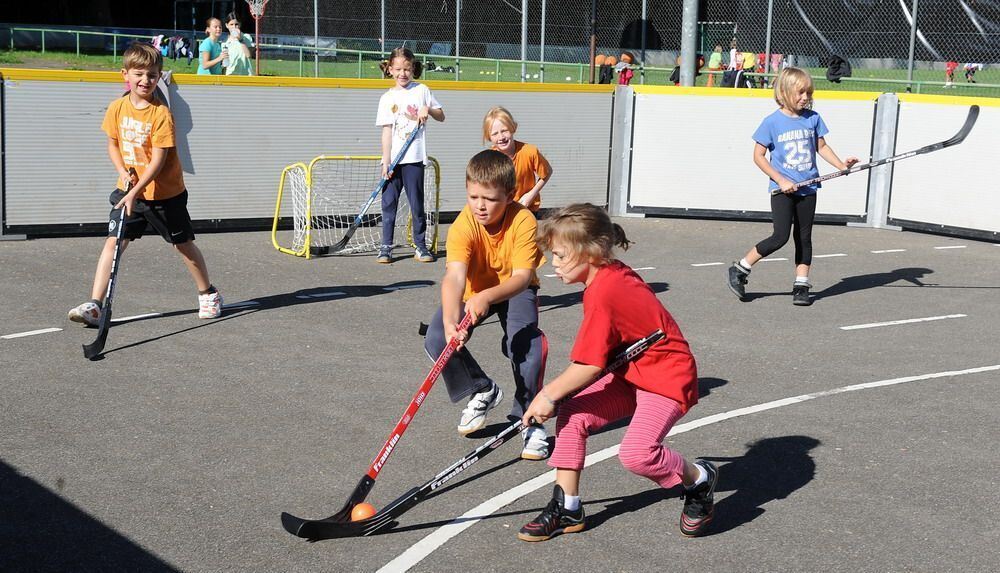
left=483, top=107, right=553, bottom=214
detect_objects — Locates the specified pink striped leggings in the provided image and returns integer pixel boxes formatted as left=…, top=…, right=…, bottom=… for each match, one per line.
left=549, top=373, right=687, bottom=489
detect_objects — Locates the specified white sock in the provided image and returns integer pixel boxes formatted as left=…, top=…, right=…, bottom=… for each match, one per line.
left=738, top=258, right=752, bottom=272
left=563, top=494, right=581, bottom=512
left=795, top=276, right=810, bottom=285
left=689, top=464, right=707, bottom=488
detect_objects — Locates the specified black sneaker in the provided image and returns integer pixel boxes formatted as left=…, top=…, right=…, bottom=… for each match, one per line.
left=518, top=485, right=585, bottom=542
left=792, top=283, right=812, bottom=306
left=727, top=263, right=749, bottom=301
left=680, top=460, right=718, bottom=537
left=376, top=245, right=392, bottom=264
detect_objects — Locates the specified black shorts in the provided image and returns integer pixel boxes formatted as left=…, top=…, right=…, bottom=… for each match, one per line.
left=107, top=189, right=195, bottom=244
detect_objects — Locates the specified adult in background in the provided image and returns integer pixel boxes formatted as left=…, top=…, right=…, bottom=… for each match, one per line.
left=223, top=12, right=255, bottom=76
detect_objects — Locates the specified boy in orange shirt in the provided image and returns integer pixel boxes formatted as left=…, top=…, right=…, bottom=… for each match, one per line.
left=68, top=42, right=221, bottom=327
left=424, top=149, right=549, bottom=459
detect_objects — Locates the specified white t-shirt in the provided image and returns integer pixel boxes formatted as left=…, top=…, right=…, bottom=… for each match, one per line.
left=375, top=82, right=441, bottom=165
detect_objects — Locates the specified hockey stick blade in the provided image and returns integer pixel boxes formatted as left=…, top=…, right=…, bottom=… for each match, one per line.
left=83, top=172, right=135, bottom=359
left=282, top=329, right=666, bottom=540
left=328, top=124, right=424, bottom=254
left=281, top=313, right=475, bottom=539
left=772, top=105, right=979, bottom=195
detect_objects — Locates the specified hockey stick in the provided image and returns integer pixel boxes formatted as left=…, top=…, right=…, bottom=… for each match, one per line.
left=281, top=312, right=475, bottom=538
left=328, top=124, right=424, bottom=253
left=770, top=105, right=979, bottom=196
left=282, top=328, right=666, bottom=540
left=83, top=170, right=136, bottom=360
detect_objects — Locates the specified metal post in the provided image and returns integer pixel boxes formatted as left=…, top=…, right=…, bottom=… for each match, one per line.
left=455, top=0, right=461, bottom=81
left=906, top=0, right=919, bottom=86
left=640, top=0, right=646, bottom=83
left=589, top=0, right=596, bottom=83
left=520, top=0, right=527, bottom=82
left=380, top=0, right=386, bottom=56
left=314, top=0, right=319, bottom=77
left=679, top=0, right=698, bottom=86
left=540, top=0, right=546, bottom=82
left=764, top=0, right=773, bottom=76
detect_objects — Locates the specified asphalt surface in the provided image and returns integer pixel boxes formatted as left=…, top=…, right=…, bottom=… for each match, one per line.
left=1, top=217, right=998, bottom=572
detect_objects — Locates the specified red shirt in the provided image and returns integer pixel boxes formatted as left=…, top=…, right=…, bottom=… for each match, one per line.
left=570, top=261, right=698, bottom=412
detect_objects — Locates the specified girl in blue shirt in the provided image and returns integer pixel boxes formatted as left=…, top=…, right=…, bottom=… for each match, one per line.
left=727, top=67, right=858, bottom=306
left=197, top=18, right=225, bottom=75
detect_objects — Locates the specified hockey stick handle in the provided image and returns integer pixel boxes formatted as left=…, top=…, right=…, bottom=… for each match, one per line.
left=364, top=312, right=475, bottom=480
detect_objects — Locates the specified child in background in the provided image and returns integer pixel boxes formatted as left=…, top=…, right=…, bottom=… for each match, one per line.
left=615, top=51, right=635, bottom=86
left=945, top=60, right=959, bottom=87
left=197, top=17, right=225, bottom=75
left=483, top=107, right=553, bottom=214
left=706, top=44, right=723, bottom=87
left=69, top=43, right=221, bottom=327
left=222, top=11, right=255, bottom=76
left=375, top=47, right=444, bottom=263
left=518, top=203, right=716, bottom=541
left=423, top=150, right=550, bottom=460
left=964, top=62, right=982, bottom=83
left=727, top=67, right=858, bottom=306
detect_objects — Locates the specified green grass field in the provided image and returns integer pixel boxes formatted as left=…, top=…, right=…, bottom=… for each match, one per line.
left=2, top=49, right=996, bottom=98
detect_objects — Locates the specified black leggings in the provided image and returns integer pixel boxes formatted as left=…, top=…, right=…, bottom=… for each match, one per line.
left=755, top=193, right=817, bottom=266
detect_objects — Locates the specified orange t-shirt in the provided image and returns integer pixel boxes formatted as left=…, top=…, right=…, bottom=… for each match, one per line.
left=492, top=141, right=551, bottom=212
left=101, top=95, right=185, bottom=200
left=446, top=202, right=542, bottom=301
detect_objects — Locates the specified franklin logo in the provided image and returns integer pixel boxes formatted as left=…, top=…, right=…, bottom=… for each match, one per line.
left=108, top=220, right=117, bottom=233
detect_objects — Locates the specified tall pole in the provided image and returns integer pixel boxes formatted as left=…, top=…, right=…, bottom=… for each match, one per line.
left=521, top=0, right=528, bottom=81
left=314, top=0, right=319, bottom=77
left=455, top=0, right=461, bottom=81
left=589, top=0, right=597, bottom=83
left=380, top=0, right=386, bottom=56
left=763, top=0, right=773, bottom=76
left=679, top=0, right=698, bottom=86
left=540, top=0, right=546, bottom=82
left=640, top=0, right=647, bottom=84
left=906, top=0, right=919, bottom=85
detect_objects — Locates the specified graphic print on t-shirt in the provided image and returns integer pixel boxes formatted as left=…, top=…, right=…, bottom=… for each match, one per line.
left=775, top=127, right=816, bottom=173
left=118, top=115, right=151, bottom=167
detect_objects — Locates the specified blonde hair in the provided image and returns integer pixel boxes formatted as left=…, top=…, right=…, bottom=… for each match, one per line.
left=773, top=66, right=814, bottom=109
left=482, top=106, right=518, bottom=143
left=537, top=203, right=630, bottom=265
left=379, top=47, right=424, bottom=79
left=466, top=149, right=516, bottom=194
left=122, top=42, right=163, bottom=73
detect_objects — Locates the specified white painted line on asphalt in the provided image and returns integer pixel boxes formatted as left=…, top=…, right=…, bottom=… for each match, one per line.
left=378, top=364, right=1000, bottom=573
left=840, top=314, right=966, bottom=331
left=871, top=249, right=906, bottom=254
left=112, top=312, right=162, bottom=323
left=814, top=253, right=847, bottom=258
left=544, top=273, right=557, bottom=278
left=691, top=262, right=724, bottom=267
left=1, top=327, right=63, bottom=340
left=934, top=245, right=967, bottom=250
left=633, top=266, right=656, bottom=271
left=760, top=257, right=788, bottom=262
left=295, top=291, right=347, bottom=299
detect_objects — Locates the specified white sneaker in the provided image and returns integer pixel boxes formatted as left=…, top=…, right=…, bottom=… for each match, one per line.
left=198, top=290, right=223, bottom=319
left=68, top=301, right=101, bottom=327
left=521, top=425, right=550, bottom=460
left=457, top=383, right=502, bottom=435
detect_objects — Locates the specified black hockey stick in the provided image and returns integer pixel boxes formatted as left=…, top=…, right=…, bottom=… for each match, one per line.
left=282, top=328, right=666, bottom=540
left=328, top=124, right=423, bottom=253
left=83, top=169, right=136, bottom=360
left=281, top=312, right=475, bottom=538
left=771, top=105, right=979, bottom=195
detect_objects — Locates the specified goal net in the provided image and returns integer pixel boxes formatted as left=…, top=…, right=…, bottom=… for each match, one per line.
left=272, top=156, right=440, bottom=258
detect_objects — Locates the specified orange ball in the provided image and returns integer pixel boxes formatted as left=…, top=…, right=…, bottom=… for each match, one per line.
left=605, top=55, right=617, bottom=66
left=595, top=54, right=606, bottom=66
left=350, top=502, right=377, bottom=522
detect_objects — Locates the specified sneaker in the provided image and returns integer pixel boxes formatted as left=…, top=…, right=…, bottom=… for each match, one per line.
left=198, top=290, right=223, bottom=319
left=457, top=382, right=503, bottom=435
left=518, top=485, right=586, bottom=542
left=792, top=282, right=812, bottom=306
left=68, top=301, right=101, bottom=327
left=414, top=245, right=436, bottom=263
left=376, top=245, right=392, bottom=264
left=521, top=425, right=550, bottom=460
left=680, top=459, right=719, bottom=537
left=727, top=263, right=749, bottom=301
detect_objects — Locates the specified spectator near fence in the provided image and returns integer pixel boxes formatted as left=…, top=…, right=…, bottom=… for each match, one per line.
left=222, top=12, right=255, bottom=76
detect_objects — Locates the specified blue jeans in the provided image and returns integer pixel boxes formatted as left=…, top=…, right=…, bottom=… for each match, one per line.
left=381, top=162, right=427, bottom=248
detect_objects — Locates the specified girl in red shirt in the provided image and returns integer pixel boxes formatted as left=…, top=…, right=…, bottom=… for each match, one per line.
left=518, top=203, right=718, bottom=542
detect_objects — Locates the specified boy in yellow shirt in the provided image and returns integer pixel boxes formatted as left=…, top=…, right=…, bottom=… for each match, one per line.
left=424, top=149, right=549, bottom=459
left=68, top=42, right=221, bottom=327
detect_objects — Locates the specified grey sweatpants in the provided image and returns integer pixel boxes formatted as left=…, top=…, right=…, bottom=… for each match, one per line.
left=424, top=286, right=547, bottom=420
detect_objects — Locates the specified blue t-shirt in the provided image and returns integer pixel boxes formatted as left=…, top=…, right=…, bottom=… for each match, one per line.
left=197, top=37, right=222, bottom=75
left=752, top=109, right=829, bottom=195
